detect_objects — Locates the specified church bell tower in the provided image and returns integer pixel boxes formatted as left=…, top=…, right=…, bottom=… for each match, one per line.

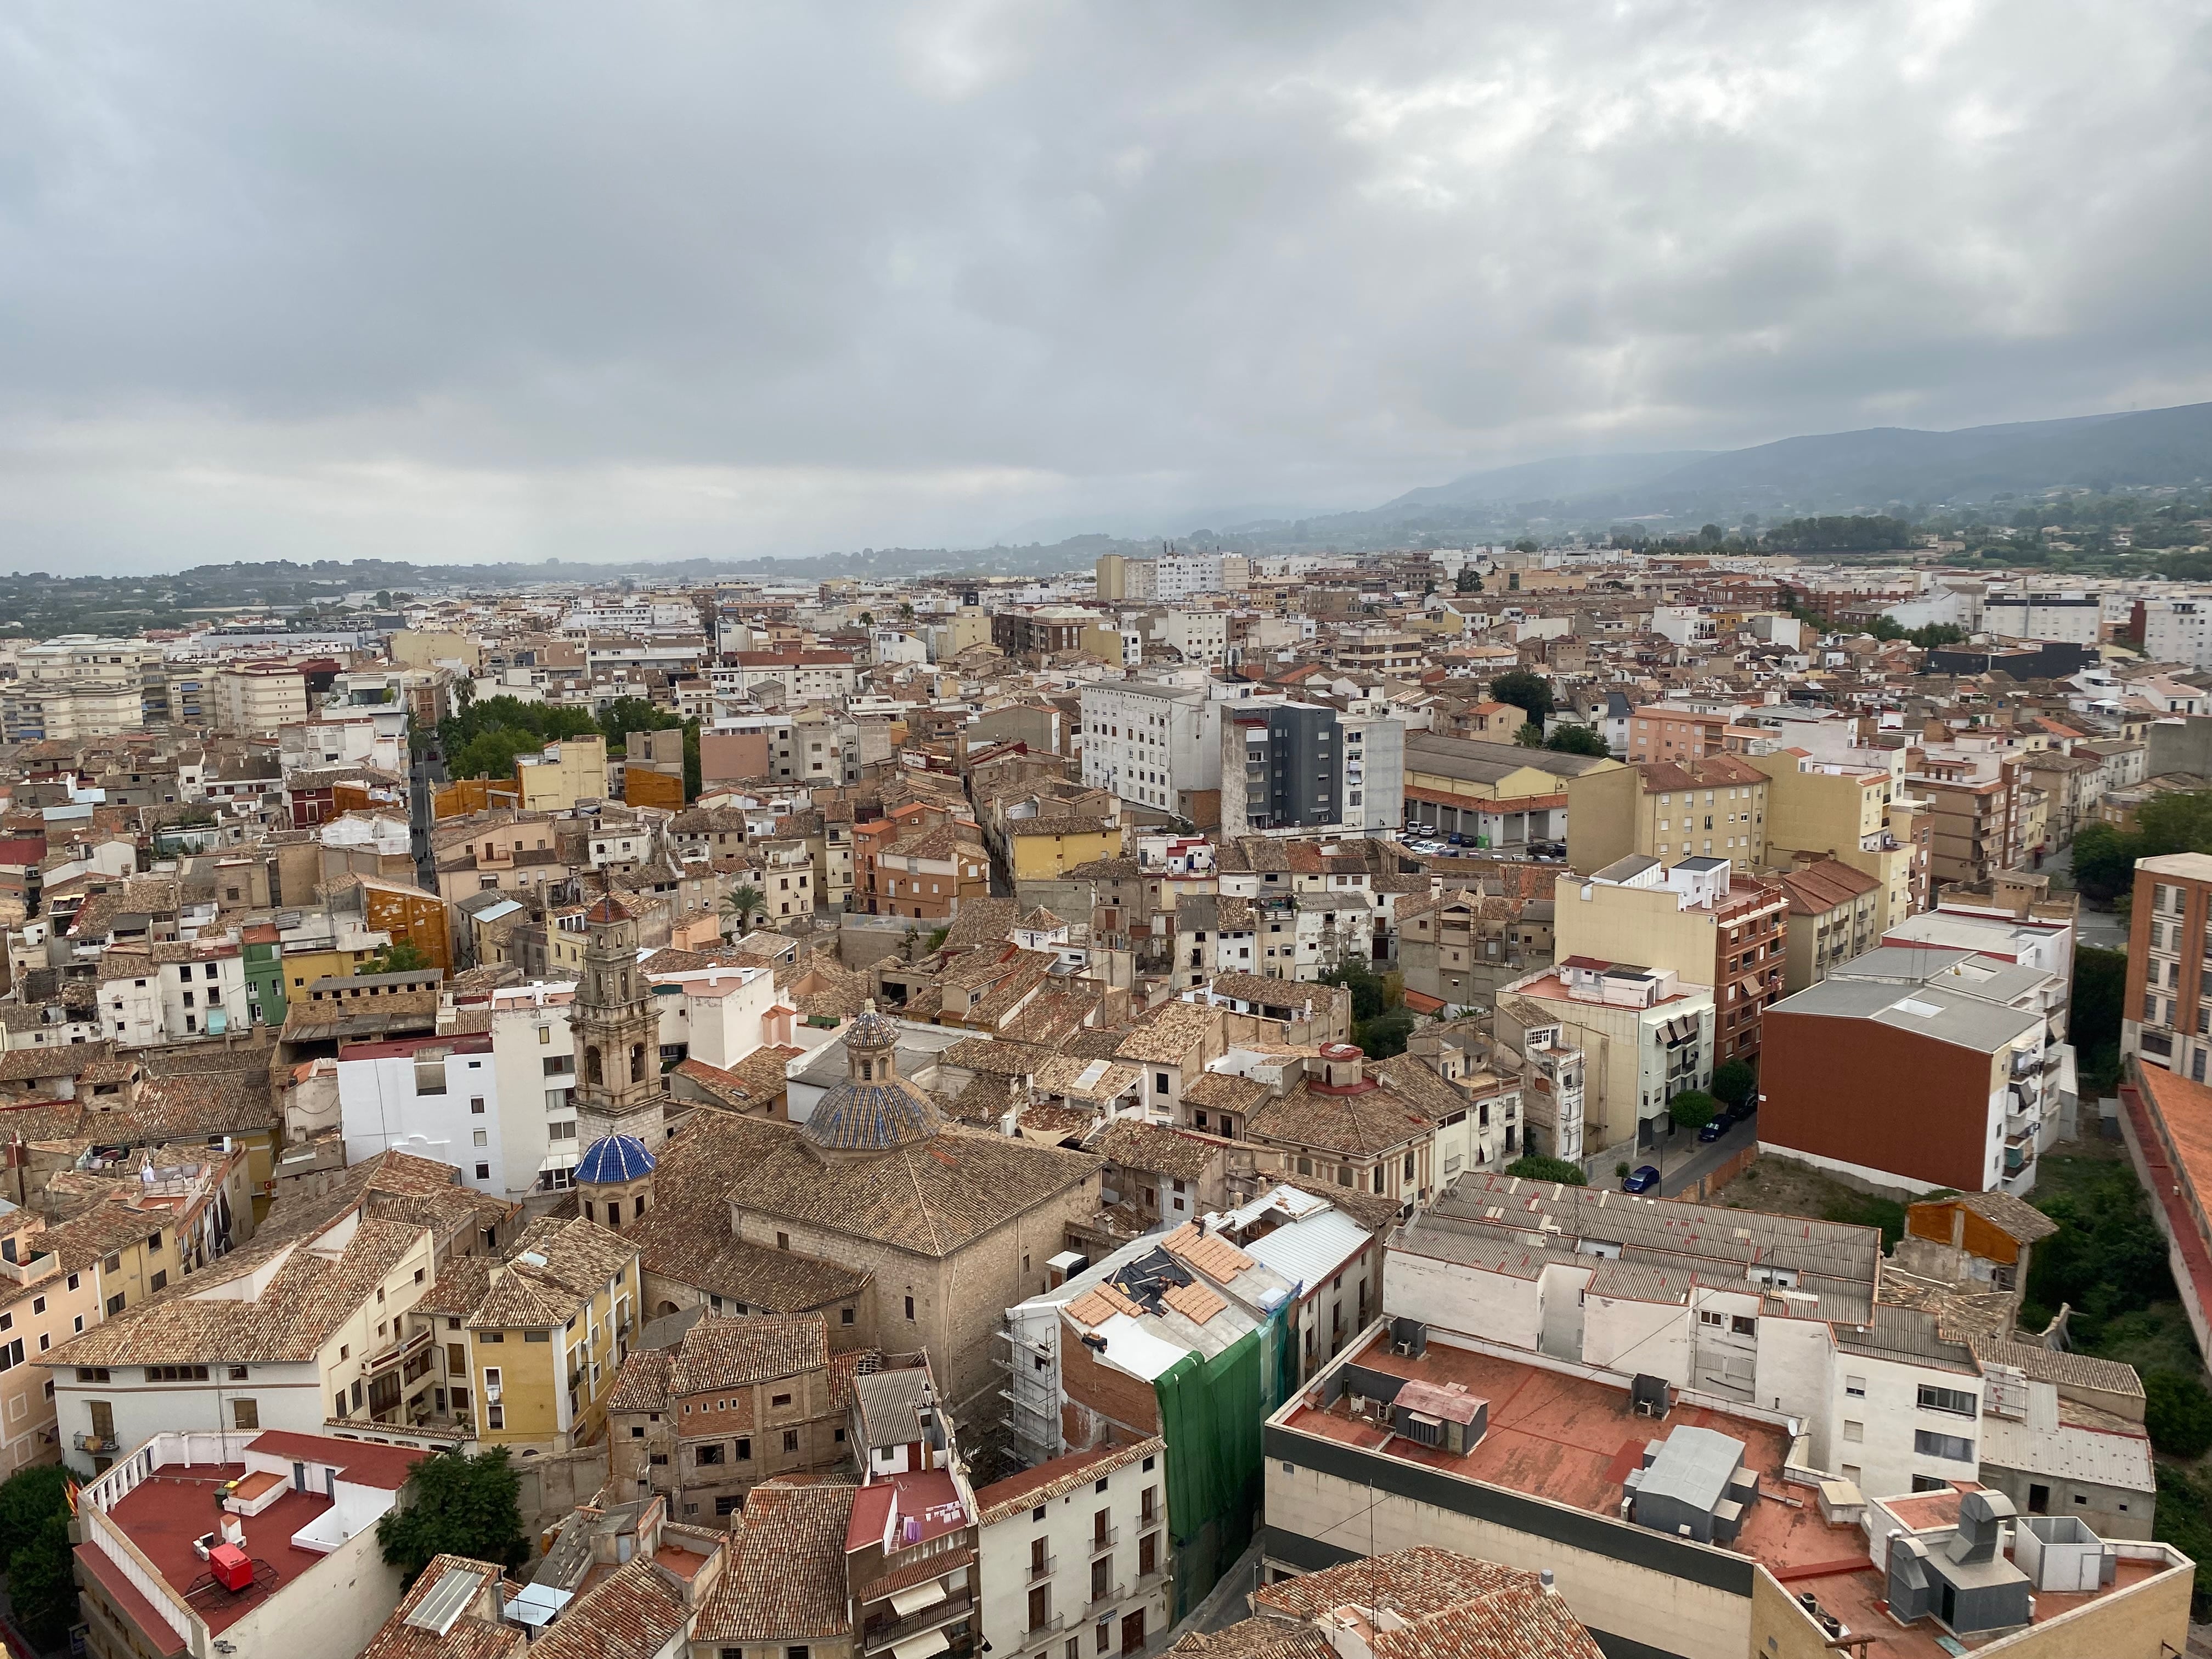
left=572, top=893, right=667, bottom=1146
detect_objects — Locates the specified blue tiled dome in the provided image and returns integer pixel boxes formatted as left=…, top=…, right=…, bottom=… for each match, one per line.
left=801, top=1081, right=941, bottom=1153
left=577, top=1133, right=657, bottom=1184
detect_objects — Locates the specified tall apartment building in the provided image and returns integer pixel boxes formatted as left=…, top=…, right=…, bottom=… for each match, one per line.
left=1566, top=754, right=1770, bottom=874
left=1079, top=680, right=1221, bottom=813
left=1229, top=702, right=1342, bottom=831
left=1981, top=585, right=2101, bottom=645
left=1, top=636, right=168, bottom=741
left=210, top=660, right=311, bottom=737
left=1094, top=552, right=1158, bottom=602
left=1910, top=760, right=2026, bottom=888
left=2140, top=595, right=2212, bottom=668
left=1752, top=749, right=1921, bottom=931
left=1553, top=854, right=1787, bottom=1069
left=1494, top=957, right=1714, bottom=1155
left=2122, top=853, right=2212, bottom=1080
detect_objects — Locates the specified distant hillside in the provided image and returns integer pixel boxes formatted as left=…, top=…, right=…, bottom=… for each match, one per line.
left=1273, top=402, right=2212, bottom=542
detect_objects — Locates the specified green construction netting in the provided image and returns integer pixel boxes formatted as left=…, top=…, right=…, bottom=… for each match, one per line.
left=1153, top=1300, right=1293, bottom=1620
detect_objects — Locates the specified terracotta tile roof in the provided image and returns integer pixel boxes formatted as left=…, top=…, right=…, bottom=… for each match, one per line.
left=975, top=1435, right=1164, bottom=1523
left=1160, top=1278, right=1227, bottom=1324
left=1248, top=1077, right=1434, bottom=1158
left=47, top=1215, right=430, bottom=1367
left=694, top=1479, right=857, bottom=1643
left=1065, top=1280, right=1144, bottom=1328
left=1084, top=1119, right=1217, bottom=1184
left=722, top=1122, right=1098, bottom=1260
left=360, top=1554, right=524, bottom=1659
left=667, top=1313, right=829, bottom=1395
left=1114, top=1000, right=1218, bottom=1064
left=1182, top=1071, right=1269, bottom=1115
left=531, top=1555, right=690, bottom=1659
left=622, top=1114, right=872, bottom=1310
left=466, top=1216, right=638, bottom=1330
left=606, top=1347, right=675, bottom=1413
left=1165, top=1623, right=1335, bottom=1659
left=1160, top=1223, right=1257, bottom=1283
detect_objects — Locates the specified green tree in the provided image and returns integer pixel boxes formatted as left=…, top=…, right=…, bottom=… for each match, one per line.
left=9, top=1509, right=77, bottom=1650
left=449, top=723, right=540, bottom=783
left=2070, top=945, right=2127, bottom=1086
left=1710, top=1059, right=1755, bottom=1110
left=2155, top=1464, right=2212, bottom=1616
left=1544, top=724, right=1610, bottom=757
left=1489, top=670, right=1554, bottom=724
left=1908, top=623, right=1967, bottom=648
left=364, top=939, right=433, bottom=975
left=1355, top=1008, right=1415, bottom=1060
left=1667, top=1090, right=1720, bottom=1132
left=721, top=885, right=766, bottom=934
left=1511, top=538, right=1539, bottom=554
left=1513, top=721, right=1547, bottom=747
left=2023, top=1162, right=2178, bottom=1345
left=0, top=1464, right=71, bottom=1563
left=2068, top=820, right=2139, bottom=901
left=1455, top=567, right=1483, bottom=594
left=2146, top=1370, right=2212, bottom=1458
left=1319, top=962, right=1387, bottom=1024
left=376, top=1448, right=529, bottom=1590
left=599, top=696, right=684, bottom=756
left=1505, top=1155, right=1585, bottom=1186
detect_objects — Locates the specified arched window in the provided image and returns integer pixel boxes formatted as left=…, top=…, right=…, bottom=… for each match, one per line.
left=630, top=1043, right=647, bottom=1083
left=860, top=1060, right=873, bottom=1082
left=584, top=1046, right=603, bottom=1087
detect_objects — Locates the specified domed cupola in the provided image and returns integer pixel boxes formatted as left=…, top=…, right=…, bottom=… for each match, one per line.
left=577, top=1131, right=657, bottom=1229
left=799, top=1000, right=941, bottom=1159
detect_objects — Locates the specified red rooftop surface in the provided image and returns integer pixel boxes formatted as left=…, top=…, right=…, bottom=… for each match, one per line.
left=846, top=1469, right=968, bottom=1554
left=1281, top=1331, right=2175, bottom=1659
left=247, top=1430, right=426, bottom=1488
left=103, top=1463, right=337, bottom=1636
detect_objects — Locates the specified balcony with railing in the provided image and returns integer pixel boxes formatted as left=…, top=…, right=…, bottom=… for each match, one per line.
left=1083, top=1582, right=1126, bottom=1618
left=1087, top=1526, right=1119, bottom=1555
left=1026, top=1555, right=1057, bottom=1583
left=860, top=1590, right=974, bottom=1656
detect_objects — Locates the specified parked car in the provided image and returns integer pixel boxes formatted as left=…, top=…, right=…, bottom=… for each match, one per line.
left=1621, top=1165, right=1661, bottom=1193
left=1449, top=832, right=1469, bottom=847
left=1697, top=1118, right=1726, bottom=1142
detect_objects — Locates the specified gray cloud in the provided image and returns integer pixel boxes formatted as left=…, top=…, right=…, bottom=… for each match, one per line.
left=0, top=0, right=2207, bottom=570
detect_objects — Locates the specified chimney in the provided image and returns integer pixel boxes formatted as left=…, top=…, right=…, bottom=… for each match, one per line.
left=1539, top=1570, right=1556, bottom=1595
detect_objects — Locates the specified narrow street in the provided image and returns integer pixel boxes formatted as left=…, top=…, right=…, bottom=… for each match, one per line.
left=1657, top=1108, right=1758, bottom=1198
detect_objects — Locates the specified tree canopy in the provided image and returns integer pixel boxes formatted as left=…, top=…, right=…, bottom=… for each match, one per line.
left=1759, top=515, right=1914, bottom=552
left=1544, top=724, right=1610, bottom=757
left=0, top=1465, right=76, bottom=1649
left=1666, top=1090, right=1720, bottom=1132
left=1489, top=669, right=1554, bottom=724
left=2071, top=789, right=2212, bottom=901
left=364, top=939, right=433, bottom=975
left=1710, top=1059, right=1755, bottom=1109
left=376, top=1449, right=530, bottom=1589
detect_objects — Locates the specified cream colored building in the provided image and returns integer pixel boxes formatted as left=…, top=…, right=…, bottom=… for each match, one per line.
left=1565, top=754, right=1769, bottom=874
left=518, top=732, right=611, bottom=810
left=211, top=661, right=311, bottom=737
left=1751, top=751, right=1920, bottom=931
left=1, top=636, right=166, bottom=742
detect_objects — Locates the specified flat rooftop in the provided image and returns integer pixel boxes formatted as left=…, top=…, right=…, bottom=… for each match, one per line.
left=1278, top=1330, right=2172, bottom=1659
left=103, top=1463, right=335, bottom=1637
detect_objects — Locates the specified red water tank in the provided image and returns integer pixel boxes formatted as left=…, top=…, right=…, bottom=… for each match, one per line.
left=208, top=1543, right=253, bottom=1592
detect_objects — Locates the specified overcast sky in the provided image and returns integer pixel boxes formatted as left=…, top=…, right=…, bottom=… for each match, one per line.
left=1, top=2, right=2207, bottom=572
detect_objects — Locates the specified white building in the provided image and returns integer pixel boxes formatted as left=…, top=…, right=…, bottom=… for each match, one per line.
left=339, top=1031, right=508, bottom=1194
left=148, top=941, right=252, bottom=1042
left=974, top=1436, right=1172, bottom=1659
left=1079, top=681, right=1222, bottom=812
left=53, top=1210, right=441, bottom=1458
left=1651, top=606, right=1720, bottom=647
left=1981, top=586, right=2101, bottom=646
left=71, top=1428, right=425, bottom=1659
left=2139, top=596, right=2212, bottom=669
left=1161, top=608, right=1228, bottom=665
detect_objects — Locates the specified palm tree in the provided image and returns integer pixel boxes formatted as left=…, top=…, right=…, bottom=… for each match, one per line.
left=721, top=885, right=765, bottom=936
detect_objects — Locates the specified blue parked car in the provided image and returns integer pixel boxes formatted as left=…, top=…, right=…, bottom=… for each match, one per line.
left=1697, top=1117, right=1726, bottom=1142
left=1621, top=1165, right=1661, bottom=1193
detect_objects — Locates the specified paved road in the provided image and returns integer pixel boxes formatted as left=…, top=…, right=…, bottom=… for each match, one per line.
left=1657, top=1110, right=1759, bottom=1198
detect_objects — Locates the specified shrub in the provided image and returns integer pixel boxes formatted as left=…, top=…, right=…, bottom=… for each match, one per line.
left=2147, top=1370, right=2212, bottom=1459
left=1506, top=1156, right=1585, bottom=1186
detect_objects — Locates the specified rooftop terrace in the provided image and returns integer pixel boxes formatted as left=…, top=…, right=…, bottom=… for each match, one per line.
left=1276, top=1328, right=2181, bottom=1659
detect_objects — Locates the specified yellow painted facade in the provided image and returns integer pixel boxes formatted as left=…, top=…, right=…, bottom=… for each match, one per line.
left=467, top=1244, right=640, bottom=1452
left=1008, top=823, right=1124, bottom=882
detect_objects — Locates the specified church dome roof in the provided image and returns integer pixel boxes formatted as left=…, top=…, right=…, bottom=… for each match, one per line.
left=844, top=1002, right=899, bottom=1053
left=577, top=1132, right=657, bottom=1184
left=800, top=1080, right=942, bottom=1153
